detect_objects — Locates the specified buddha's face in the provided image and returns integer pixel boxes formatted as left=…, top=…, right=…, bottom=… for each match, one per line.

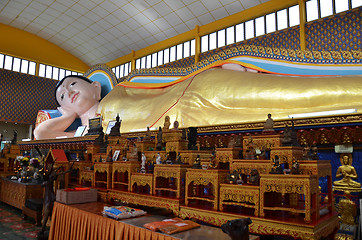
left=56, top=77, right=101, bottom=116
left=343, top=156, right=349, bottom=165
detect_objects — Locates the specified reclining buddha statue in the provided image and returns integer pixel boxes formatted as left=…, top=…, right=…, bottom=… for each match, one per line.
left=34, top=60, right=362, bottom=139
left=98, top=63, right=362, bottom=133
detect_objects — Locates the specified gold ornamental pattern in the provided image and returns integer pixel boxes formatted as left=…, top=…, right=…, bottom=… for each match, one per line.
left=179, top=207, right=230, bottom=227
left=132, top=178, right=151, bottom=187
left=79, top=171, right=93, bottom=182
left=154, top=170, right=177, bottom=178
left=192, top=177, right=213, bottom=186
left=249, top=215, right=339, bottom=240
left=223, top=192, right=256, bottom=204
left=112, top=161, right=139, bottom=174
left=219, top=184, right=260, bottom=216
left=216, top=153, right=231, bottom=163
left=179, top=205, right=339, bottom=239
left=131, top=174, right=153, bottom=189
left=262, top=178, right=318, bottom=195
left=264, top=183, right=304, bottom=194
left=95, top=167, right=109, bottom=173
left=230, top=160, right=270, bottom=175
left=108, top=191, right=181, bottom=214
left=112, top=167, right=128, bottom=173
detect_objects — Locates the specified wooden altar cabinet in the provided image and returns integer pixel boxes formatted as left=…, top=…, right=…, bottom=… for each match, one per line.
left=260, top=174, right=319, bottom=223
left=242, top=134, right=282, bottom=157
left=69, top=161, right=92, bottom=185
left=219, top=183, right=260, bottom=216
left=185, top=169, right=228, bottom=211
left=153, top=164, right=189, bottom=199
left=94, top=162, right=112, bottom=189
left=112, top=161, right=139, bottom=191
left=0, top=178, right=43, bottom=210
left=131, top=173, right=154, bottom=195
left=79, top=170, right=94, bottom=187
left=299, top=160, right=333, bottom=214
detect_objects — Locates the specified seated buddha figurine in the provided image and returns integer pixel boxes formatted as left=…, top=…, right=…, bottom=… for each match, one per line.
left=245, top=135, right=256, bottom=160
left=163, top=115, right=171, bottom=131
left=333, top=154, right=361, bottom=189
left=143, top=126, right=152, bottom=141
left=262, top=113, right=275, bottom=134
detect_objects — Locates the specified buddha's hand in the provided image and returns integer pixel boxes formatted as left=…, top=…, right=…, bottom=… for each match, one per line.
left=58, top=106, right=78, bottom=119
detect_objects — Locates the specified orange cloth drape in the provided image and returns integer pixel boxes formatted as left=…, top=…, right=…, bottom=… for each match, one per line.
left=49, top=202, right=179, bottom=240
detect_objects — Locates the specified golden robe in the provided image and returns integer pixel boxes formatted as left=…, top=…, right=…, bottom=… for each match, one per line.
left=98, top=68, right=362, bottom=133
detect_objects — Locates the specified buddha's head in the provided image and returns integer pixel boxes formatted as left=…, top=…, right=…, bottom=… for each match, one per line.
left=55, top=75, right=101, bottom=116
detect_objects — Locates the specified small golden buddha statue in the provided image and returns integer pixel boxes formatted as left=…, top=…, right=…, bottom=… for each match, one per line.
left=337, top=191, right=357, bottom=226
left=218, top=138, right=224, bottom=148
left=163, top=115, right=171, bottom=131
left=245, top=135, right=256, bottom=160
left=333, top=154, right=361, bottom=190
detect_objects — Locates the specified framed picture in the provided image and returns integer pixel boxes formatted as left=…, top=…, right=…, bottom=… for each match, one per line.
left=74, top=126, right=86, bottom=137
left=112, top=150, right=120, bottom=161
left=88, top=117, right=101, bottom=129
left=106, top=120, right=117, bottom=134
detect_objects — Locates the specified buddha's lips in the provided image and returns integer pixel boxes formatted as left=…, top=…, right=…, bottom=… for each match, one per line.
left=71, top=92, right=79, bottom=103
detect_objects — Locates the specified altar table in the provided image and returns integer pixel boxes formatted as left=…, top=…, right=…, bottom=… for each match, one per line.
left=260, top=174, right=319, bottom=223
left=0, top=177, right=43, bottom=210
left=49, top=202, right=232, bottom=240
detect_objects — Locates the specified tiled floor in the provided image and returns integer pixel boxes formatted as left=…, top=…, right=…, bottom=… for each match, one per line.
left=0, top=202, right=44, bottom=240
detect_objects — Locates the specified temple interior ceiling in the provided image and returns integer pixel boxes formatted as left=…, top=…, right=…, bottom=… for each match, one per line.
left=0, top=0, right=268, bottom=66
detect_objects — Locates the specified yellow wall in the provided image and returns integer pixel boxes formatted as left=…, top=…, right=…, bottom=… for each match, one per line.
left=0, top=23, right=89, bottom=72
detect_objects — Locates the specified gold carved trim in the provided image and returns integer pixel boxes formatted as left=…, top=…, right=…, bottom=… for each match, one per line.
left=108, top=191, right=181, bottom=214
left=190, top=177, right=212, bottom=185
left=155, top=171, right=177, bottom=178
left=197, top=114, right=362, bottom=133
left=179, top=206, right=338, bottom=239
left=222, top=191, right=257, bottom=204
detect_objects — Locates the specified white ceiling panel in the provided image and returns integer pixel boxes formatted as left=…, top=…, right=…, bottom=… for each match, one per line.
left=211, top=7, right=229, bottom=20
left=198, top=12, right=215, bottom=25
left=175, top=7, right=194, bottom=21
left=240, top=0, right=261, bottom=9
left=154, top=1, right=173, bottom=16
left=202, top=0, right=222, bottom=12
left=188, top=1, right=208, bottom=16
left=164, top=0, right=185, bottom=10
left=11, top=18, right=30, bottom=29
left=185, top=17, right=200, bottom=29
left=225, top=1, right=244, bottom=15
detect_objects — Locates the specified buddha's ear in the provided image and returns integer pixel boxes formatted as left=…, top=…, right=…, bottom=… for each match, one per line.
left=91, top=81, right=101, bottom=100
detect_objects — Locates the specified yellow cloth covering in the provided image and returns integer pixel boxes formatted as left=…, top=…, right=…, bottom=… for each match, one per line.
left=98, top=68, right=362, bottom=133
left=49, top=202, right=178, bottom=240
